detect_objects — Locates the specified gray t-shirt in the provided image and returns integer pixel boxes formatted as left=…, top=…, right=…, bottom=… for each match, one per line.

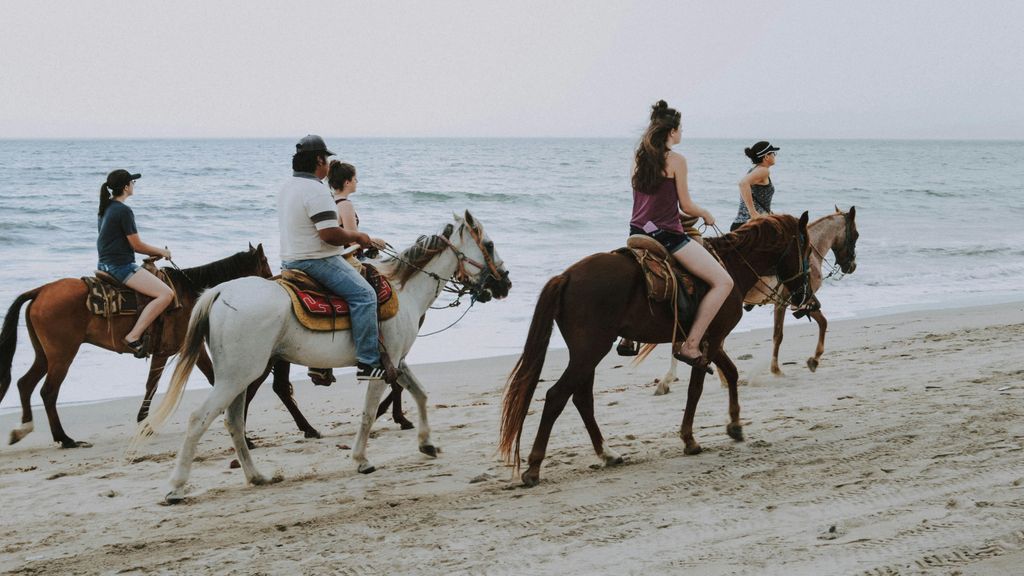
left=97, top=201, right=138, bottom=265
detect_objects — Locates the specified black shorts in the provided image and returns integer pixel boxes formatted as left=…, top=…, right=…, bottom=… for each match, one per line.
left=629, top=226, right=690, bottom=254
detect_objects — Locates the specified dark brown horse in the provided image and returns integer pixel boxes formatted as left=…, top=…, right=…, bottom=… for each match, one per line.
left=0, top=245, right=328, bottom=447
left=499, top=213, right=812, bottom=486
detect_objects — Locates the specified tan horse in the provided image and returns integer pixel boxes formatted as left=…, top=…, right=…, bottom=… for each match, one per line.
left=652, top=207, right=858, bottom=395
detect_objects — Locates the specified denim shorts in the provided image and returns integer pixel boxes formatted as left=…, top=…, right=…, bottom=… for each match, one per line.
left=629, top=226, right=690, bottom=254
left=98, top=262, right=140, bottom=283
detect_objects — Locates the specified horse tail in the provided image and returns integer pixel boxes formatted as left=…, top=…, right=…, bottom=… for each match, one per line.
left=499, top=274, right=566, bottom=471
left=130, top=287, right=220, bottom=450
left=0, top=287, right=42, bottom=400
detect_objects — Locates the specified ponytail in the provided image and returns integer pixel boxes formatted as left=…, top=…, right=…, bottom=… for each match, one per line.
left=98, top=183, right=112, bottom=217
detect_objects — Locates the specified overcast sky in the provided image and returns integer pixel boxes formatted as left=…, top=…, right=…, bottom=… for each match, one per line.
left=1, top=1, right=1021, bottom=139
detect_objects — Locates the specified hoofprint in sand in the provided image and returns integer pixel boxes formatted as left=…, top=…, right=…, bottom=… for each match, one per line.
left=1, top=302, right=1022, bottom=575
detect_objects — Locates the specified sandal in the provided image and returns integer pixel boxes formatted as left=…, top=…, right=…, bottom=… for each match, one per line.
left=672, top=350, right=714, bottom=375
left=615, top=338, right=640, bottom=357
left=307, top=368, right=336, bottom=387
left=123, top=335, right=149, bottom=359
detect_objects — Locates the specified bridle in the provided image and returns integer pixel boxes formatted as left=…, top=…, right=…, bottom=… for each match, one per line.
left=712, top=220, right=811, bottom=309
left=812, top=211, right=857, bottom=280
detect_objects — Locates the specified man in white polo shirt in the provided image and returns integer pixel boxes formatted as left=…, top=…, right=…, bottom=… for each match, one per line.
left=278, top=135, right=385, bottom=380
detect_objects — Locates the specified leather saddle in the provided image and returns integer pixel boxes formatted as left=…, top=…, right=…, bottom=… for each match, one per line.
left=276, top=264, right=399, bottom=332
left=83, top=263, right=180, bottom=317
left=616, top=235, right=706, bottom=329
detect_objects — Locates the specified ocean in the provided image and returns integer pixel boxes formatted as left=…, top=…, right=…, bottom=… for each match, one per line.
left=2, top=137, right=1023, bottom=408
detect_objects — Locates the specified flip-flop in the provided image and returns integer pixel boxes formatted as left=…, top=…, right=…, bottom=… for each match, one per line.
left=673, top=351, right=714, bottom=375
left=123, top=336, right=149, bottom=359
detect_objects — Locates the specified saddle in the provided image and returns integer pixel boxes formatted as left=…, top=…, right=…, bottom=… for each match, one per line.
left=82, top=262, right=181, bottom=318
left=615, top=235, right=706, bottom=329
left=276, top=264, right=399, bottom=332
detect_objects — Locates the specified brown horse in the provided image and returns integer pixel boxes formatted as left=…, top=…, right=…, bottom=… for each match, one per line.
left=499, top=213, right=812, bottom=486
left=0, top=245, right=322, bottom=448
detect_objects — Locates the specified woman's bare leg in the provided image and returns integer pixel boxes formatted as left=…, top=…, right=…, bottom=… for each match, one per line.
left=123, top=269, right=174, bottom=342
left=671, top=242, right=733, bottom=359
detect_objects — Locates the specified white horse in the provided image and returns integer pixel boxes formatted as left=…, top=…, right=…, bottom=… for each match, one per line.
left=652, top=207, right=858, bottom=394
left=133, top=211, right=511, bottom=504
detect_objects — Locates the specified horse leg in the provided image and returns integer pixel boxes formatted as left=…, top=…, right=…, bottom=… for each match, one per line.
left=572, top=370, right=622, bottom=466
left=166, top=378, right=250, bottom=503
left=38, top=345, right=87, bottom=448
left=806, top=309, right=828, bottom=372
left=351, top=378, right=390, bottom=474
left=653, top=355, right=678, bottom=396
left=10, top=346, right=46, bottom=445
left=712, top=350, right=744, bottom=441
left=770, top=303, right=786, bottom=375
left=268, top=360, right=322, bottom=439
left=380, top=383, right=414, bottom=429
left=223, top=391, right=270, bottom=486
left=395, top=362, right=434, bottom=456
left=679, top=363, right=709, bottom=455
left=522, top=359, right=593, bottom=487
left=137, top=353, right=169, bottom=422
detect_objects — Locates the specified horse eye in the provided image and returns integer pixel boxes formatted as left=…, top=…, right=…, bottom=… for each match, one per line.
left=484, top=241, right=494, bottom=251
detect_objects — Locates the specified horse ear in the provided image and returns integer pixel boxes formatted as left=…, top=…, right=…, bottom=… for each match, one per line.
left=848, top=206, right=856, bottom=220
left=453, top=212, right=464, bottom=224
left=464, top=210, right=477, bottom=229
left=249, top=242, right=254, bottom=251
left=256, top=243, right=264, bottom=256
left=799, top=211, right=809, bottom=229
left=835, top=204, right=840, bottom=213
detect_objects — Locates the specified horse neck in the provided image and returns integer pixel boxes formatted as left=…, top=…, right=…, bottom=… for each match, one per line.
left=395, top=248, right=460, bottom=317
left=179, top=255, right=252, bottom=292
left=713, top=236, right=791, bottom=296
left=809, top=214, right=844, bottom=264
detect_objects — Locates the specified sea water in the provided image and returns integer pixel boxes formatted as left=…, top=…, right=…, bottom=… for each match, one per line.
left=2, top=137, right=1022, bottom=407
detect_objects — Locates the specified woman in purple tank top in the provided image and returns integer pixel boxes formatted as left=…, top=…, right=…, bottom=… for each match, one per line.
left=629, top=100, right=734, bottom=368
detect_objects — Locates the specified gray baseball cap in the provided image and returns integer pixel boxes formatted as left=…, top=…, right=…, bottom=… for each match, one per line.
left=295, top=134, right=335, bottom=156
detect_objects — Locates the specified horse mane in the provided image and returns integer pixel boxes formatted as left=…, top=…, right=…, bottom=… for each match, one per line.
left=163, top=250, right=256, bottom=298
left=379, top=225, right=457, bottom=287
left=705, top=214, right=797, bottom=257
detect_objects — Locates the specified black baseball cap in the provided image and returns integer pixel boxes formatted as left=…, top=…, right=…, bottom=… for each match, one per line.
left=105, top=169, right=141, bottom=190
left=295, top=134, right=335, bottom=156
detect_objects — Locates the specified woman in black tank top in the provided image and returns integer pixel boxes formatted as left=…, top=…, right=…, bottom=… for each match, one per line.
left=731, top=141, right=779, bottom=232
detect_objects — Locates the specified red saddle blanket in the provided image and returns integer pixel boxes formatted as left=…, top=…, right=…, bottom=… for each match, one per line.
left=277, top=265, right=399, bottom=332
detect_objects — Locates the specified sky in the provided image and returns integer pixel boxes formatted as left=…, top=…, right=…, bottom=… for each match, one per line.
left=1, top=1, right=1022, bottom=140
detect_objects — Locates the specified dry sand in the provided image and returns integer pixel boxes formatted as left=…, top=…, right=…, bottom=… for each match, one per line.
left=1, top=302, right=1023, bottom=575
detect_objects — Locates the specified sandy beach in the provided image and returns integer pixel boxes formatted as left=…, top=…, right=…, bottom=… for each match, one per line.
left=1, top=302, right=1022, bottom=575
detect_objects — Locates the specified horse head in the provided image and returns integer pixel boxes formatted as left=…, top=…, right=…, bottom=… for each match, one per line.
left=246, top=242, right=274, bottom=279
left=449, top=210, right=512, bottom=302
left=832, top=206, right=858, bottom=274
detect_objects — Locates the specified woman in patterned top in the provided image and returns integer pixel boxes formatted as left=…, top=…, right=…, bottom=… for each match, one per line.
left=731, top=141, right=779, bottom=231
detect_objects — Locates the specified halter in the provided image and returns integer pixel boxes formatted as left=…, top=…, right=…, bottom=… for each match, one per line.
left=812, top=211, right=856, bottom=280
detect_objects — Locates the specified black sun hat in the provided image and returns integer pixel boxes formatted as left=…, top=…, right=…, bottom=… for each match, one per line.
left=105, top=169, right=141, bottom=190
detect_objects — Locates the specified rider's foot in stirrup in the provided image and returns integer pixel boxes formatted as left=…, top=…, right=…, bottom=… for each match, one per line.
left=356, top=362, right=386, bottom=381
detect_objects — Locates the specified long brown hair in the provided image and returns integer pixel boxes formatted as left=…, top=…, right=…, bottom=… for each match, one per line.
left=632, top=100, right=681, bottom=195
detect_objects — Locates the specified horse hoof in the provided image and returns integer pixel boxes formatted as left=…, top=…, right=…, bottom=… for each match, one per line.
left=726, top=424, right=745, bottom=442
left=653, top=386, right=670, bottom=396
left=420, top=444, right=438, bottom=458
left=358, top=463, right=376, bottom=475
left=60, top=440, right=92, bottom=449
left=807, top=358, right=819, bottom=372
left=683, top=444, right=703, bottom=456
left=521, top=472, right=540, bottom=487
left=165, top=492, right=186, bottom=505
left=9, top=431, right=23, bottom=445
left=304, top=429, right=323, bottom=439
left=605, top=455, right=625, bottom=466
left=399, top=421, right=415, bottom=430
left=245, top=438, right=257, bottom=450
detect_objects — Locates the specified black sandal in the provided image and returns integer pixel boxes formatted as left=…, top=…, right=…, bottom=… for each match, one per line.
left=307, top=368, right=336, bottom=387
left=615, top=338, right=640, bottom=357
left=123, top=336, right=149, bottom=359
left=673, top=350, right=714, bottom=375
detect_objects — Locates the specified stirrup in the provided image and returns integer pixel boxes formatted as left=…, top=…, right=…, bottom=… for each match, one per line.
left=308, top=367, right=336, bottom=387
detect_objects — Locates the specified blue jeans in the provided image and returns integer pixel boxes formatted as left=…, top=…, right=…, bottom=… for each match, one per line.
left=282, top=255, right=381, bottom=366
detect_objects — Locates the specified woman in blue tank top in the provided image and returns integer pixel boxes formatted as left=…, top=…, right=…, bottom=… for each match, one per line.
left=628, top=101, right=733, bottom=369
left=731, top=141, right=779, bottom=231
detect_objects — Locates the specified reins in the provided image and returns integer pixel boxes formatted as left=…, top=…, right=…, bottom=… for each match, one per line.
left=709, top=221, right=810, bottom=309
